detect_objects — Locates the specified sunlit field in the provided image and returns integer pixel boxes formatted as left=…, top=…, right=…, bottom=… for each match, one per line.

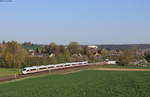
left=0, top=70, right=150, bottom=97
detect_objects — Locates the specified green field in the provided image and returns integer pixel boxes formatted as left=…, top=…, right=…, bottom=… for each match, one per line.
left=97, top=64, right=150, bottom=69
left=0, top=68, right=19, bottom=77
left=0, top=70, right=150, bottom=97
left=0, top=64, right=150, bottom=77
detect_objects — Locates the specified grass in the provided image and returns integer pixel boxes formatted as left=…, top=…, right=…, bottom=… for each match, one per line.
left=0, top=68, right=19, bottom=77
left=96, top=64, right=150, bottom=69
left=0, top=70, right=150, bottom=97
left=0, top=64, right=150, bottom=77
left=0, top=64, right=150, bottom=76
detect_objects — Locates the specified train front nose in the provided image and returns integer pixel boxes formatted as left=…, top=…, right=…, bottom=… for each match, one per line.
left=22, top=68, right=27, bottom=74
left=22, top=71, right=26, bottom=74
left=22, top=69, right=27, bottom=74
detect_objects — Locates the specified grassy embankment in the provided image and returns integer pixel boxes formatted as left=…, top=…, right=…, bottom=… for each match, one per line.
left=0, top=68, right=19, bottom=77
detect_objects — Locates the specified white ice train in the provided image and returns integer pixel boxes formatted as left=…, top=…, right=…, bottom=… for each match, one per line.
left=22, top=61, right=88, bottom=74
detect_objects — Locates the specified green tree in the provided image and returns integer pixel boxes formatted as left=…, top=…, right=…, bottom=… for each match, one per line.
left=81, top=46, right=88, bottom=55
left=145, top=54, right=150, bottom=63
left=118, top=50, right=134, bottom=66
left=2, top=41, right=27, bottom=68
left=59, top=45, right=66, bottom=54
left=0, top=44, right=3, bottom=55
left=46, top=42, right=58, bottom=55
left=68, top=42, right=81, bottom=55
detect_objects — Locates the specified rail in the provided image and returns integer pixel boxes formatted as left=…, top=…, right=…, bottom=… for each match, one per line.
left=0, top=63, right=105, bottom=82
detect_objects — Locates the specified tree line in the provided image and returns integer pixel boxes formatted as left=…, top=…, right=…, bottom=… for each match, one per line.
left=0, top=41, right=150, bottom=68
left=0, top=41, right=95, bottom=68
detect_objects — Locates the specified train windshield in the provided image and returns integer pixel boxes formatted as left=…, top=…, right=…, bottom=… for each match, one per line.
left=23, top=68, right=26, bottom=71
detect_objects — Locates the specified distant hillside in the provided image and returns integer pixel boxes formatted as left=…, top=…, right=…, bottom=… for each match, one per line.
left=97, top=44, right=150, bottom=50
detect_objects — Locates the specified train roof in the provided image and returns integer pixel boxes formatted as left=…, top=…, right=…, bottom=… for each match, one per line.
left=23, top=61, right=88, bottom=70
left=24, top=66, right=38, bottom=70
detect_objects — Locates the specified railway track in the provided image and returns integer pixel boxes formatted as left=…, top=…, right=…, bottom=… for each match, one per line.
left=0, top=63, right=101, bottom=83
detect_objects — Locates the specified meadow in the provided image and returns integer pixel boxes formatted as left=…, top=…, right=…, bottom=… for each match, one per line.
left=0, top=68, right=19, bottom=77
left=0, top=64, right=150, bottom=77
left=0, top=70, right=150, bottom=97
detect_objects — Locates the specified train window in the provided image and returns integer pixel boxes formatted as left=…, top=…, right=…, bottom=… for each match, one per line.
left=23, top=68, right=26, bottom=71
left=65, top=65, right=70, bottom=66
left=39, top=67, right=47, bottom=70
left=56, top=65, right=63, bottom=67
left=27, top=70, right=30, bottom=72
left=31, top=69, right=36, bottom=71
left=48, top=66, right=54, bottom=68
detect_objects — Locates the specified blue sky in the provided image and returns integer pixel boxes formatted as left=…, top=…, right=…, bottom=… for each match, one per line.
left=0, top=0, right=150, bottom=44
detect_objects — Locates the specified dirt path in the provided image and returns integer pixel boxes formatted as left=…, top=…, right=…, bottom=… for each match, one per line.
left=95, top=68, right=150, bottom=71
